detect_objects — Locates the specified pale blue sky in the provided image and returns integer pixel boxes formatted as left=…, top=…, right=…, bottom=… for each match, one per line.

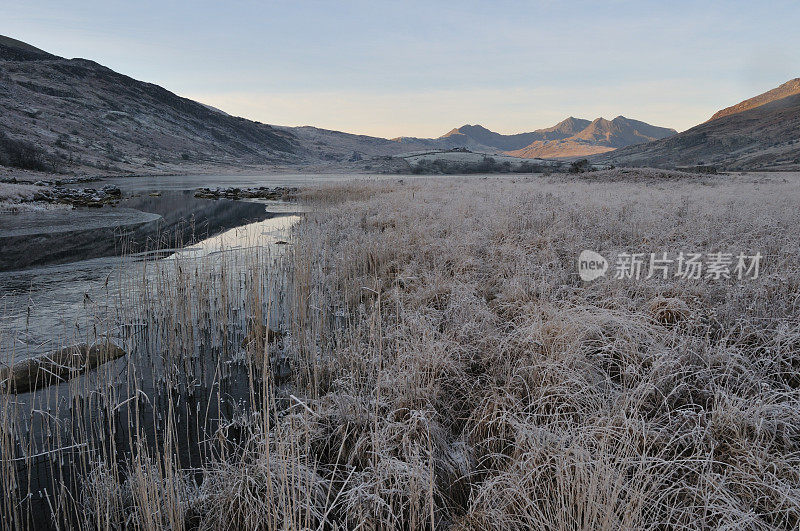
left=5, top=1, right=800, bottom=137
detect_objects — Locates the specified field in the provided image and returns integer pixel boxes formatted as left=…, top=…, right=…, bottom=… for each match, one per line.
left=2, top=169, right=800, bottom=529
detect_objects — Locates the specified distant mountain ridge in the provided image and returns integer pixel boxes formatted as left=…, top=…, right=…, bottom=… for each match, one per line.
left=393, top=116, right=675, bottom=159
left=507, top=116, right=676, bottom=159
left=437, top=118, right=592, bottom=151
left=600, top=78, right=800, bottom=170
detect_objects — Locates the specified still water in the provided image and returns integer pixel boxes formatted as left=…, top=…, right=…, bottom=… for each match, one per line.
left=0, top=187, right=301, bottom=362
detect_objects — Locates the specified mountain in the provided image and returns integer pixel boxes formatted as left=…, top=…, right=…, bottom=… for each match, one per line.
left=534, top=117, right=593, bottom=140
left=0, top=35, right=696, bottom=174
left=0, top=35, right=299, bottom=174
left=600, top=79, right=800, bottom=170
left=391, top=116, right=672, bottom=158
left=435, top=118, right=592, bottom=151
left=278, top=125, right=436, bottom=161
left=572, top=116, right=676, bottom=146
left=439, top=125, right=542, bottom=151
left=435, top=117, right=591, bottom=151
left=506, top=116, right=676, bottom=159
left=390, top=130, right=502, bottom=153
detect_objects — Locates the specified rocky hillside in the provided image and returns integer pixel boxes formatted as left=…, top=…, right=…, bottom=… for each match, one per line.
left=600, top=79, right=800, bottom=170
left=0, top=35, right=299, bottom=174
left=708, top=78, right=800, bottom=121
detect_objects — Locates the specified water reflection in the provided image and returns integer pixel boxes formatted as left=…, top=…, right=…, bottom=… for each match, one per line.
left=0, top=191, right=277, bottom=271
left=0, top=203, right=299, bottom=362
left=168, top=215, right=300, bottom=260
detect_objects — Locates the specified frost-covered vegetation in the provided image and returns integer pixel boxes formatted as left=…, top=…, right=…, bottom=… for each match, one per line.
left=401, top=150, right=562, bottom=174
left=3, top=172, right=800, bottom=529
left=0, top=181, right=41, bottom=212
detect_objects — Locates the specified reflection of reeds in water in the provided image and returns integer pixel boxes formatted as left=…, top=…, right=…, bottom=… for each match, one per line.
left=0, top=216, right=302, bottom=529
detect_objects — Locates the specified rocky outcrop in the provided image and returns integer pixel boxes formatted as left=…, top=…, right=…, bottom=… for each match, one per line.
left=32, top=184, right=122, bottom=207
left=194, top=186, right=299, bottom=200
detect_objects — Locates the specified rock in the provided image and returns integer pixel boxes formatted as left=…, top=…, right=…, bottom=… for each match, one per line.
left=102, top=185, right=121, bottom=197
left=0, top=342, right=127, bottom=394
left=194, top=186, right=299, bottom=201
left=28, top=184, right=122, bottom=206
left=648, top=297, right=690, bottom=326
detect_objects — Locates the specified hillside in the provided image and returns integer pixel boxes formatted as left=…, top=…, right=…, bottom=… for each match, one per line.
left=507, top=139, right=615, bottom=159
left=0, top=35, right=300, bottom=174
left=277, top=125, right=436, bottom=161
left=506, top=116, right=676, bottom=159
left=709, top=78, right=800, bottom=121
left=601, top=80, right=800, bottom=170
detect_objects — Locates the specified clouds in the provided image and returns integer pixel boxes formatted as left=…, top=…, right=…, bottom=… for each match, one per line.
left=5, top=0, right=800, bottom=137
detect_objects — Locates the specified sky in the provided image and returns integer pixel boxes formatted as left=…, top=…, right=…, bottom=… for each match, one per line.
left=5, top=0, right=800, bottom=138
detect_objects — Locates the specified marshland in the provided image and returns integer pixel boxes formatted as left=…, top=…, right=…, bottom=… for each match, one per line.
left=1, top=169, right=799, bottom=529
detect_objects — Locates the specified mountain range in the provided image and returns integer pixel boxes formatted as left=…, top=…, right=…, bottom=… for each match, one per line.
left=391, top=116, right=676, bottom=159
left=0, top=34, right=798, bottom=173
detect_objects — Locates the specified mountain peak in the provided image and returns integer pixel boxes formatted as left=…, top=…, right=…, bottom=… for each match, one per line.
left=534, top=117, right=592, bottom=137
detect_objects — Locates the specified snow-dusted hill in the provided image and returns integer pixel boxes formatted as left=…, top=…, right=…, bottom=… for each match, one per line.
left=0, top=36, right=300, bottom=174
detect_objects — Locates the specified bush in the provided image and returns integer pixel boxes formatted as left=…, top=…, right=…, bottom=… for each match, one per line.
left=569, top=158, right=591, bottom=173
left=0, top=131, right=48, bottom=171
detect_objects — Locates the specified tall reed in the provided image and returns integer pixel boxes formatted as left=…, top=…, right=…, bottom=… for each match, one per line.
left=3, top=171, right=800, bottom=529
